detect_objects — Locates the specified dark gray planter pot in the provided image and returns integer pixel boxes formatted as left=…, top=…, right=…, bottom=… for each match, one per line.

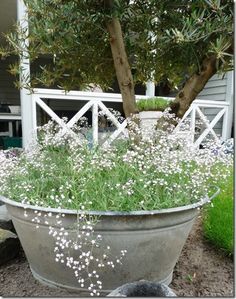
left=107, top=280, right=176, bottom=297
left=0, top=193, right=218, bottom=296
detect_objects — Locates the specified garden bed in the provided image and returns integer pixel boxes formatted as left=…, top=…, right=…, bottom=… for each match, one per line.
left=0, top=216, right=233, bottom=297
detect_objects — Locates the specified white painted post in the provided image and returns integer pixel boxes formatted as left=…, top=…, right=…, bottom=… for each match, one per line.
left=92, top=102, right=98, bottom=145
left=17, top=0, right=34, bottom=148
left=222, top=71, right=233, bottom=140
left=31, top=95, right=37, bottom=133
left=145, top=81, right=155, bottom=97
left=146, top=30, right=156, bottom=98
left=190, top=105, right=196, bottom=143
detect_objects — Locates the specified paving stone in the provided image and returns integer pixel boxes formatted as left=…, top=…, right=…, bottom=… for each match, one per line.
left=0, top=205, right=14, bottom=232
left=0, top=228, right=20, bottom=265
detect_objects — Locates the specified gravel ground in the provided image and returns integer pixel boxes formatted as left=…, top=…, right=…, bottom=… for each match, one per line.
left=0, top=216, right=234, bottom=297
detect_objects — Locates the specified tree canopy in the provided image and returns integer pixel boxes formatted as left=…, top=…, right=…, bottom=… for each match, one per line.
left=151, top=0, right=233, bottom=86
left=1, top=0, right=234, bottom=117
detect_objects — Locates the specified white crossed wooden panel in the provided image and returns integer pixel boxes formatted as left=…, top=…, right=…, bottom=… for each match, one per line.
left=194, top=107, right=226, bottom=147
left=32, top=95, right=128, bottom=146
left=174, top=102, right=228, bottom=148
left=97, top=101, right=129, bottom=146
left=33, top=95, right=83, bottom=142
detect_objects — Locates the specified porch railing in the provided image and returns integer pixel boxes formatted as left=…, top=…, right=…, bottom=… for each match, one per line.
left=173, top=99, right=231, bottom=147
left=31, top=89, right=231, bottom=148
left=32, top=89, right=148, bottom=147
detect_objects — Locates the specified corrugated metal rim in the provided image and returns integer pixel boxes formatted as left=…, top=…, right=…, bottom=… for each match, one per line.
left=0, top=187, right=219, bottom=217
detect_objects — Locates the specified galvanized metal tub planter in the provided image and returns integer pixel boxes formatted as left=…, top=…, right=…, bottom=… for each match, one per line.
left=0, top=195, right=216, bottom=295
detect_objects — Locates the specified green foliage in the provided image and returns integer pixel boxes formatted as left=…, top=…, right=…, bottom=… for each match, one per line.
left=136, top=97, right=171, bottom=111
left=1, top=0, right=233, bottom=92
left=203, top=168, right=233, bottom=255
left=1, top=120, right=232, bottom=213
left=149, top=0, right=233, bottom=87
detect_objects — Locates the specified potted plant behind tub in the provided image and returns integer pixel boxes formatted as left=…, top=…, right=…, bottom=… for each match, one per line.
left=0, top=117, right=232, bottom=296
left=137, top=97, right=172, bottom=139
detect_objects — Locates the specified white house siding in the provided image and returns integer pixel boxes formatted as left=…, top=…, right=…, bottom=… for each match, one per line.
left=198, top=74, right=227, bottom=101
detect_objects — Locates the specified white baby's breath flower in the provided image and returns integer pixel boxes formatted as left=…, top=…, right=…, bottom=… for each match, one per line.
left=0, top=115, right=232, bottom=297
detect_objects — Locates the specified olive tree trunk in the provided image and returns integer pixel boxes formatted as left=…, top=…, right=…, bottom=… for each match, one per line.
left=170, top=55, right=217, bottom=118
left=105, top=2, right=138, bottom=118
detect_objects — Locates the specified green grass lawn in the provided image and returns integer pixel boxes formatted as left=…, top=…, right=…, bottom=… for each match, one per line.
left=203, top=169, right=233, bottom=255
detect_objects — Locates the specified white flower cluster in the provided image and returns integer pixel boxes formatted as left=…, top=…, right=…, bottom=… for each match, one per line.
left=0, top=150, right=19, bottom=194
left=0, top=112, right=233, bottom=295
left=98, top=108, right=124, bottom=127
left=24, top=206, right=127, bottom=296
left=1, top=113, right=233, bottom=211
